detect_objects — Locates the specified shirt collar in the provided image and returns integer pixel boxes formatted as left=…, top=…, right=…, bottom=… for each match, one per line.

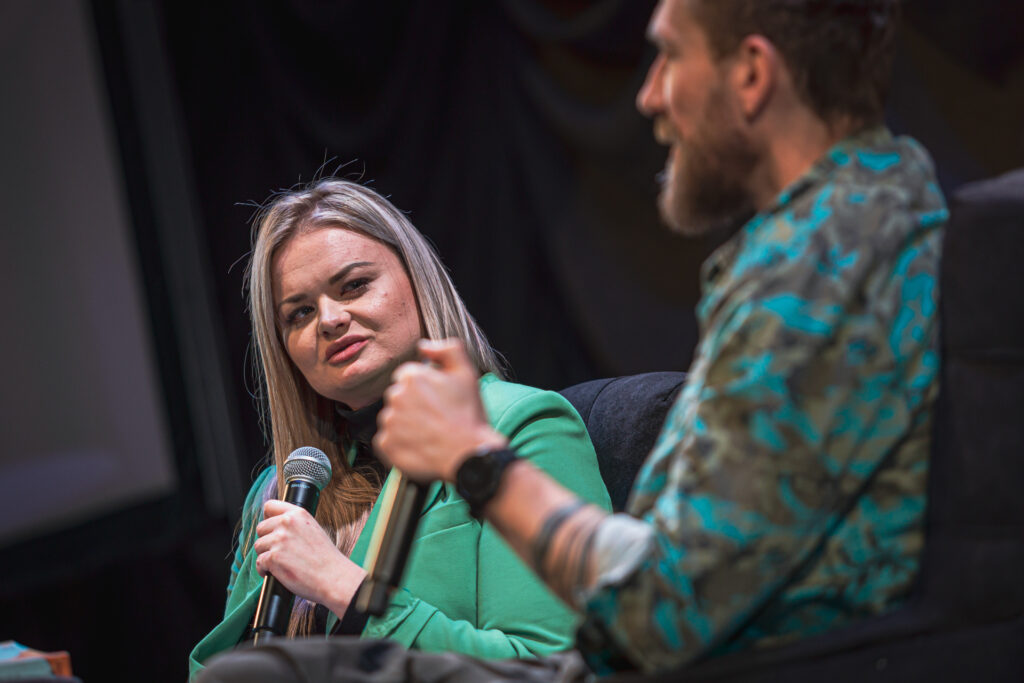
left=699, top=125, right=893, bottom=288
left=335, top=399, right=384, bottom=450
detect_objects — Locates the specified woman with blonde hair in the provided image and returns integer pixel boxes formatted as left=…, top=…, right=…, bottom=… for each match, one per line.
left=189, top=179, right=610, bottom=677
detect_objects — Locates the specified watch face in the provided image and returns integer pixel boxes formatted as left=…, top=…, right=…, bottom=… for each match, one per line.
left=456, top=449, right=517, bottom=516
left=459, top=454, right=495, bottom=493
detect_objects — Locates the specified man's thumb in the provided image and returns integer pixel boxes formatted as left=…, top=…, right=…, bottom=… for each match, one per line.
left=417, top=338, right=475, bottom=375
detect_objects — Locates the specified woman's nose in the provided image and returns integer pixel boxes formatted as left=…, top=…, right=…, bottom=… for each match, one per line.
left=318, top=299, right=351, bottom=335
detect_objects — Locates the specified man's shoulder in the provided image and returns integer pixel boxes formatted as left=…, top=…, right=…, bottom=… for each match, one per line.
left=706, top=132, right=946, bottom=339
left=747, top=132, right=946, bottom=280
left=805, top=131, right=947, bottom=236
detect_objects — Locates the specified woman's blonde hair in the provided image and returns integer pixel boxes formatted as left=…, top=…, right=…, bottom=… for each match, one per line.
left=245, top=178, right=505, bottom=635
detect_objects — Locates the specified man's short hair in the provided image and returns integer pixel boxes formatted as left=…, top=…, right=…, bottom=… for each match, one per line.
left=690, top=0, right=901, bottom=126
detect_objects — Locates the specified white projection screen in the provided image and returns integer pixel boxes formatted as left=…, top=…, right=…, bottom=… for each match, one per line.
left=0, top=1, right=177, bottom=546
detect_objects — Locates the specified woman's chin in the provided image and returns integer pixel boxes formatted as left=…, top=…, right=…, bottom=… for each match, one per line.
left=320, top=373, right=390, bottom=410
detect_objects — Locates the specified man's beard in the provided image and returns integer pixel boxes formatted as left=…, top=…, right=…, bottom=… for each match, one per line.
left=658, top=85, right=760, bottom=237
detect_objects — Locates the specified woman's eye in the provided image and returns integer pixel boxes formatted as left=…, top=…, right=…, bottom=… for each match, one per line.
left=286, top=305, right=314, bottom=325
left=341, top=277, right=371, bottom=296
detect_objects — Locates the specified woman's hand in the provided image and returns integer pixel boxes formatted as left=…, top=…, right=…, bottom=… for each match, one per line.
left=376, top=339, right=508, bottom=483
left=253, top=500, right=367, bottom=616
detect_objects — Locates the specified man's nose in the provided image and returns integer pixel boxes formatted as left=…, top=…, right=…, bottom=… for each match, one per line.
left=636, top=54, right=666, bottom=117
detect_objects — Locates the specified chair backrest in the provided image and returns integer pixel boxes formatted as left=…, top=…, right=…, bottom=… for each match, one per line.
left=560, top=371, right=685, bottom=512
left=920, top=167, right=1024, bottom=623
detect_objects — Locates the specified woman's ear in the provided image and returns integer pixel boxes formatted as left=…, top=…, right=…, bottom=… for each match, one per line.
left=730, top=34, right=778, bottom=120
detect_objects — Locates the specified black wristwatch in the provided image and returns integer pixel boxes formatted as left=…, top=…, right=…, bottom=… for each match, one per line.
left=455, top=447, right=519, bottom=518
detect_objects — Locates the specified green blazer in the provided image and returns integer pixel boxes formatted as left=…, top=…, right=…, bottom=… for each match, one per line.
left=189, top=374, right=611, bottom=678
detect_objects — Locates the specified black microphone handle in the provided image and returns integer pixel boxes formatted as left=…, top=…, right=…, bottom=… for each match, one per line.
left=251, top=480, right=322, bottom=645
left=356, top=477, right=428, bottom=616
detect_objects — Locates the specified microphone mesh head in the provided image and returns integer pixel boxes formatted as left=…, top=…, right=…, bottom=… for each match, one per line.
left=282, top=446, right=332, bottom=491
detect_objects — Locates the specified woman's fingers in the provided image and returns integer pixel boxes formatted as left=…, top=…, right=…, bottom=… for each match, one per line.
left=255, top=500, right=303, bottom=539
left=249, top=502, right=367, bottom=612
left=261, top=499, right=292, bottom=517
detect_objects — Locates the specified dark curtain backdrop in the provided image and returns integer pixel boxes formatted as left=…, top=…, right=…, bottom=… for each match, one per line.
left=160, top=0, right=720, bottom=473
left=160, top=0, right=1024, bottom=476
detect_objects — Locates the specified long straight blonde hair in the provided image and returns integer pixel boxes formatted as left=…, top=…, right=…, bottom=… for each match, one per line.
left=245, top=179, right=505, bottom=635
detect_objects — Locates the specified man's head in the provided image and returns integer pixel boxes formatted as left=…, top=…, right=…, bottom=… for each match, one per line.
left=638, top=0, right=901, bottom=236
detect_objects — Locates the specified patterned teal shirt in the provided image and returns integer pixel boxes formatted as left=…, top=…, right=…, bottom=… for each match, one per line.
left=576, top=127, right=947, bottom=673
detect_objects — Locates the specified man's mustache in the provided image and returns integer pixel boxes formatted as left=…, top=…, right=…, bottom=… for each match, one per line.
left=653, top=117, right=676, bottom=145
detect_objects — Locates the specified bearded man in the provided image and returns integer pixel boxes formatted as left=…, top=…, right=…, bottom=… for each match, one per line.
left=200, top=0, right=946, bottom=680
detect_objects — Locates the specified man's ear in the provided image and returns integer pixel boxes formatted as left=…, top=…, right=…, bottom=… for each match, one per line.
left=729, top=35, right=778, bottom=120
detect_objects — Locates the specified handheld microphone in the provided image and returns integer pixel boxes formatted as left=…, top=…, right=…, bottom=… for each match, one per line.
left=251, top=446, right=332, bottom=645
left=355, top=472, right=427, bottom=615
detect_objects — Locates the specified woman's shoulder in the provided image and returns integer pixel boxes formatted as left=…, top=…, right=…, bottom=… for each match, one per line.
left=477, top=375, right=610, bottom=509
left=247, top=465, right=277, bottom=497
left=479, top=373, right=572, bottom=413
left=477, top=373, right=585, bottom=434
left=240, top=466, right=277, bottom=521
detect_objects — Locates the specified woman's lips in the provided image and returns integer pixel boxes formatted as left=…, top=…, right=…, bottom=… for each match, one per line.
left=328, top=339, right=369, bottom=364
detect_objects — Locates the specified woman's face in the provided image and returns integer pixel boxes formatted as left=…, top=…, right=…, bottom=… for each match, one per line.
left=272, top=226, right=423, bottom=410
